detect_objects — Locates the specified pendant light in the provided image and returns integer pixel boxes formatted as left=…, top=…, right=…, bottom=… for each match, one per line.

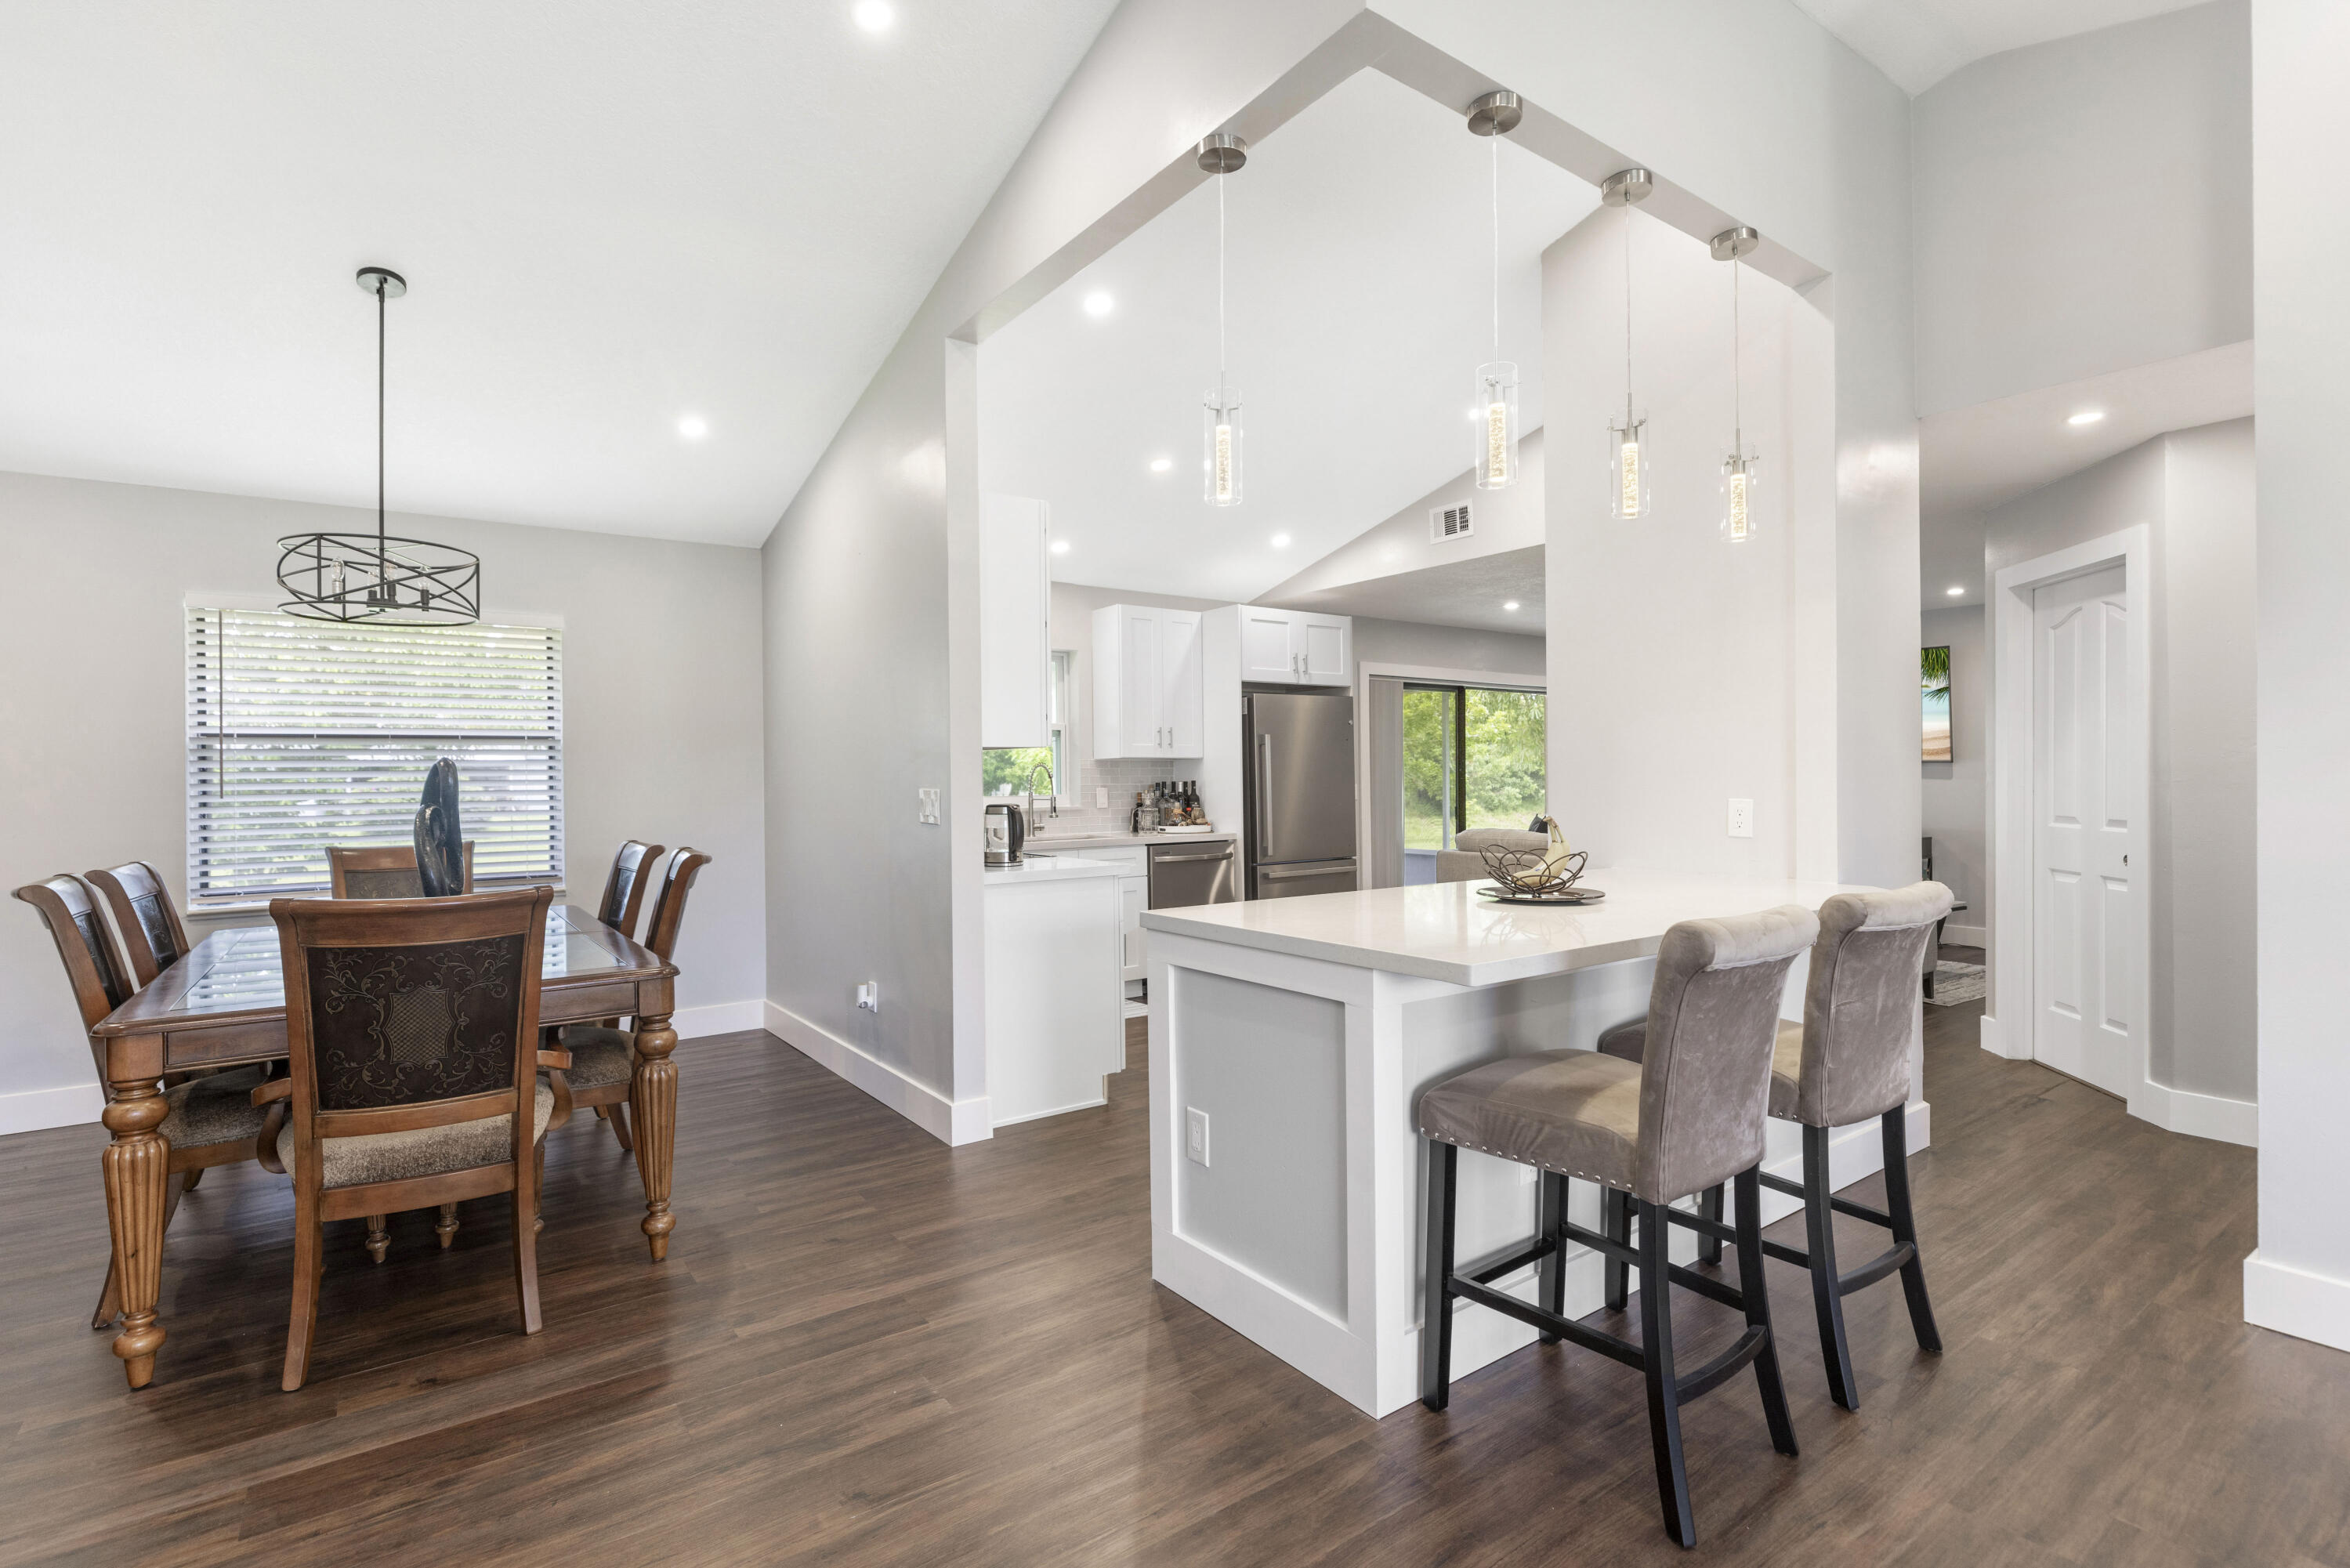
left=278, top=266, right=481, bottom=625
left=1711, top=226, right=1762, bottom=544
left=1199, top=133, right=1247, bottom=507
left=1465, top=90, right=1523, bottom=491
left=1600, top=168, right=1654, bottom=520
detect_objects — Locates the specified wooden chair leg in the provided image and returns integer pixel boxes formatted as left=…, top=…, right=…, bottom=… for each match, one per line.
left=1604, top=1186, right=1631, bottom=1312
left=1881, top=1107, right=1943, bottom=1353
left=180, top=1165, right=203, bottom=1192
left=1735, top=1168, right=1799, bottom=1456
left=607, top=1101, right=635, bottom=1153
left=1419, top=1140, right=1457, bottom=1410
left=1803, top=1123, right=1860, bottom=1410
left=364, top=1215, right=390, bottom=1265
left=283, top=1212, right=324, bottom=1392
left=436, top=1203, right=460, bottom=1250
left=1698, top=1183, right=1725, bottom=1267
left=91, top=1257, right=123, bottom=1331
left=534, top=1145, right=546, bottom=1233
left=1537, top=1170, right=1568, bottom=1344
left=514, top=1155, right=544, bottom=1335
left=1636, top=1197, right=1696, bottom=1548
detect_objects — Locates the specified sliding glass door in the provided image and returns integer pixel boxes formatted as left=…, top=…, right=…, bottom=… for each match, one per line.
left=1399, top=683, right=1546, bottom=882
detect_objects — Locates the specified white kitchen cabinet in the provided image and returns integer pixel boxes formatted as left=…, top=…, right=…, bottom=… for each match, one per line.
left=1235, top=606, right=1351, bottom=686
left=1119, top=875, right=1148, bottom=986
left=1092, top=603, right=1204, bottom=758
left=983, top=857, right=1124, bottom=1126
left=979, top=494, right=1051, bottom=748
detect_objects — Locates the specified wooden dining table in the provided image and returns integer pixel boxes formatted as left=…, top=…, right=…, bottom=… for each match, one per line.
left=89, top=903, right=680, bottom=1389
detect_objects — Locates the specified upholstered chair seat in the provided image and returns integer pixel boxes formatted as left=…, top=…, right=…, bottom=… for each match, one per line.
left=1415, top=1050, right=1643, bottom=1188
left=270, top=1081, right=556, bottom=1190
left=160, top=1065, right=274, bottom=1148
left=553, top=1027, right=636, bottom=1092
left=1432, top=827, right=1548, bottom=885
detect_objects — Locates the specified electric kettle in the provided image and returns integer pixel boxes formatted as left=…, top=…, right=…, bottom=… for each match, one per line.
left=983, top=801, right=1025, bottom=867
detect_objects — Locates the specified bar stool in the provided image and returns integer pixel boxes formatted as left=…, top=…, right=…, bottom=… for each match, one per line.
left=1599, top=881, right=1952, bottom=1411
left=1417, top=904, right=1818, bottom=1549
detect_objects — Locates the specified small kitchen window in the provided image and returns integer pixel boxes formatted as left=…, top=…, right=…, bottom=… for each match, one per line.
left=983, top=650, right=1074, bottom=802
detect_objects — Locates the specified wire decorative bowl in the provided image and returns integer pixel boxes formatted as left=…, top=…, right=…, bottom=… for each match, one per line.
left=1479, top=843, right=1590, bottom=898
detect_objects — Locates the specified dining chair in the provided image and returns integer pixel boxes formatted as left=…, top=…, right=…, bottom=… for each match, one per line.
left=13, top=875, right=273, bottom=1333
left=556, top=849, right=711, bottom=1156
left=85, top=861, right=191, bottom=987
left=328, top=841, right=475, bottom=898
left=595, top=841, right=664, bottom=940
left=252, top=885, right=567, bottom=1391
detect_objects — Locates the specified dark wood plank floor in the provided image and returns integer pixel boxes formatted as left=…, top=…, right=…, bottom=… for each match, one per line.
left=5, top=958, right=2348, bottom=1566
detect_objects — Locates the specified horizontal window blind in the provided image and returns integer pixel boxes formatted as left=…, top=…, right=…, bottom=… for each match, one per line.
left=186, top=607, right=563, bottom=902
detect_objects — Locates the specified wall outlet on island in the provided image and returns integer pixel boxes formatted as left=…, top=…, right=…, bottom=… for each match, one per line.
left=918, top=788, right=940, bottom=825
left=856, top=981, right=879, bottom=1013
left=1185, top=1106, right=1210, bottom=1167
left=1727, top=798, right=1754, bottom=838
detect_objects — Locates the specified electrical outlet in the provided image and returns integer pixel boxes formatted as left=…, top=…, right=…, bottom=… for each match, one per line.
left=1096, top=786, right=1110, bottom=809
left=1727, top=798, right=1754, bottom=838
left=855, top=981, right=879, bottom=1012
left=918, top=788, right=940, bottom=825
left=1185, top=1106, right=1210, bottom=1166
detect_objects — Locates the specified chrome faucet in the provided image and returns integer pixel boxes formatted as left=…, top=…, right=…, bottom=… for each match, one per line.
left=1025, top=761, right=1057, bottom=838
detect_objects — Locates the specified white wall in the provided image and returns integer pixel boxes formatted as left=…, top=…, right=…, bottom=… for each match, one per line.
left=1260, top=430, right=1544, bottom=602
left=2246, top=0, right=2350, bottom=1353
left=1352, top=617, right=1542, bottom=680
left=1920, top=603, right=1986, bottom=943
left=1912, top=1, right=2251, bottom=416
left=1976, top=421, right=2254, bottom=1104
left=0, top=470, right=768, bottom=1135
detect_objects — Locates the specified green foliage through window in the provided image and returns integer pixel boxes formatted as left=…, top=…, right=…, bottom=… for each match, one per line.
left=1402, top=686, right=1545, bottom=852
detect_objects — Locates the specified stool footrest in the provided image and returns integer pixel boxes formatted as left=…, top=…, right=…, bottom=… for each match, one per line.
left=1465, top=1236, right=1558, bottom=1287
left=1666, top=1262, right=1747, bottom=1312
left=1761, top=1238, right=1811, bottom=1269
left=1837, top=1240, right=1917, bottom=1297
left=1448, top=1276, right=1643, bottom=1372
left=1674, top=1325, right=1771, bottom=1403
left=1762, top=1167, right=1896, bottom=1226
left=1664, top=1206, right=1739, bottom=1245
left=1559, top=1218, right=1642, bottom=1269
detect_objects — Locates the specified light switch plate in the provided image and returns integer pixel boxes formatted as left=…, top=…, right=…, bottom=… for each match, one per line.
left=1096, top=786, right=1109, bottom=809
left=1727, top=798, right=1754, bottom=838
left=918, top=788, right=940, bottom=825
left=1185, top=1106, right=1210, bottom=1166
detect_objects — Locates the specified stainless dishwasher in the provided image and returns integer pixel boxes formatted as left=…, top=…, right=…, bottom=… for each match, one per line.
left=1147, top=839, right=1238, bottom=909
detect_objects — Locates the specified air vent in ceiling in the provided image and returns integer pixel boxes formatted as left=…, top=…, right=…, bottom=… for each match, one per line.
left=1429, top=502, right=1473, bottom=542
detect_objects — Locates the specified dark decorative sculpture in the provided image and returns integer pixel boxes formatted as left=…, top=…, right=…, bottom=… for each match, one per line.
left=413, top=759, right=465, bottom=896
left=1479, top=841, right=1590, bottom=898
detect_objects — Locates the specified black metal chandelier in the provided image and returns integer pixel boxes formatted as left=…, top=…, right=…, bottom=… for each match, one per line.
left=277, top=266, right=481, bottom=625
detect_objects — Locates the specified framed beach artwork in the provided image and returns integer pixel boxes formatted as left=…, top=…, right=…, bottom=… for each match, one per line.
left=1922, top=645, right=1951, bottom=762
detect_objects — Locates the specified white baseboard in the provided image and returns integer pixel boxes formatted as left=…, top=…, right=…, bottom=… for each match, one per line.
left=673, top=999, right=766, bottom=1039
left=1979, top=1013, right=2027, bottom=1059
left=0, top=1081, right=105, bottom=1137
left=2245, top=1251, right=2350, bottom=1354
left=2130, top=1081, right=2258, bottom=1147
left=1942, top=922, right=1987, bottom=948
left=762, top=1000, right=990, bottom=1146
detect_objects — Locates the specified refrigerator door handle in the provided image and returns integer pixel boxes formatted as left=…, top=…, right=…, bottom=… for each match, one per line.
left=1256, top=733, right=1274, bottom=860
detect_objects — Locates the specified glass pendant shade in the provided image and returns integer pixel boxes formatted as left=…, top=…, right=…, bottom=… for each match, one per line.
left=1204, top=385, right=1242, bottom=506
left=1721, top=450, right=1759, bottom=542
left=1474, top=362, right=1519, bottom=490
left=1607, top=412, right=1650, bottom=519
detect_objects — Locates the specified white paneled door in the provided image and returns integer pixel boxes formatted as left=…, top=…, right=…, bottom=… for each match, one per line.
left=2031, top=563, right=2138, bottom=1099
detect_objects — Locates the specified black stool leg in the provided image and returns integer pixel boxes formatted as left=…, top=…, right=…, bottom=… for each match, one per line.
left=1421, top=1140, right=1457, bottom=1410
left=1802, top=1122, right=1860, bottom=1410
left=1881, top=1107, right=1943, bottom=1354
left=1636, top=1197, right=1696, bottom=1548
left=1734, top=1168, right=1798, bottom=1457
left=1697, top=1183, right=1725, bottom=1267
left=1537, top=1170, right=1568, bottom=1343
left=1604, top=1186, right=1631, bottom=1312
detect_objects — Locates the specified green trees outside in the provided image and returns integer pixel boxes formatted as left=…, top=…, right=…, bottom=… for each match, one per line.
left=983, top=747, right=1056, bottom=796
left=1403, top=687, right=1546, bottom=850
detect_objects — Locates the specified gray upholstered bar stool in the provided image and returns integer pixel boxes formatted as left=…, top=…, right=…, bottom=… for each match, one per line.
left=1417, top=904, right=1819, bottom=1549
left=1599, top=881, right=1953, bottom=1412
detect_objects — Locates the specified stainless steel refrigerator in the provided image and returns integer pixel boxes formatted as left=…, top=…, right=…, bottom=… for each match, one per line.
left=1243, top=689, right=1357, bottom=900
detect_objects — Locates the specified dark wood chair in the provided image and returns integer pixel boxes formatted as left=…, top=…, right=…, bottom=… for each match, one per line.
left=328, top=842, right=475, bottom=899
left=556, top=849, right=710, bottom=1157
left=13, top=875, right=273, bottom=1333
left=252, top=886, right=568, bottom=1391
left=595, top=841, right=664, bottom=940
left=85, top=861, right=191, bottom=986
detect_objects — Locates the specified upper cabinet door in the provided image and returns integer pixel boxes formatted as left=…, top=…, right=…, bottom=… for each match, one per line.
left=1296, top=614, right=1351, bottom=686
left=1121, top=606, right=1163, bottom=751
left=978, top=494, right=1051, bottom=747
left=1161, top=610, right=1204, bottom=756
left=1239, top=607, right=1300, bottom=683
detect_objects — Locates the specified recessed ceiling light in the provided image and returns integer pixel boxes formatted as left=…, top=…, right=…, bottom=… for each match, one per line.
left=1149, top=456, right=1172, bottom=473
left=1050, top=540, right=1070, bottom=556
left=1946, top=585, right=1964, bottom=596
left=1503, top=600, right=1521, bottom=612
left=2067, top=409, right=2106, bottom=426
left=1082, top=291, right=1114, bottom=318
left=1270, top=533, right=1291, bottom=549
left=676, top=415, right=708, bottom=440
left=852, top=0, right=893, bottom=32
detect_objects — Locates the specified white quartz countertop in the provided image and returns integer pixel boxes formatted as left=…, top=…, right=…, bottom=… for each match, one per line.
left=1139, top=866, right=1874, bottom=987
left=1021, top=830, right=1232, bottom=849
left=983, top=853, right=1128, bottom=885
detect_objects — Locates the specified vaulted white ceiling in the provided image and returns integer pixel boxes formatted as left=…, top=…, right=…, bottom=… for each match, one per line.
left=0, top=1, right=1118, bottom=546
left=1790, top=0, right=2212, bottom=95
left=979, top=69, right=1598, bottom=606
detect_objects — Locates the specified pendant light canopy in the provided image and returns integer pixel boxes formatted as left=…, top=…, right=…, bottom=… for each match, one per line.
left=277, top=266, right=481, bottom=625
left=1199, top=133, right=1248, bottom=508
left=1601, top=168, right=1654, bottom=520
left=1711, top=226, right=1762, bottom=544
left=1466, top=90, right=1523, bottom=491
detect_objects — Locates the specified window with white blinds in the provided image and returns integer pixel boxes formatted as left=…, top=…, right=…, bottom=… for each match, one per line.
left=186, top=607, right=563, bottom=903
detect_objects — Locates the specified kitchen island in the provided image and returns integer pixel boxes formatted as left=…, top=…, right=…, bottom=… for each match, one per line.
left=1139, top=867, right=1925, bottom=1417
